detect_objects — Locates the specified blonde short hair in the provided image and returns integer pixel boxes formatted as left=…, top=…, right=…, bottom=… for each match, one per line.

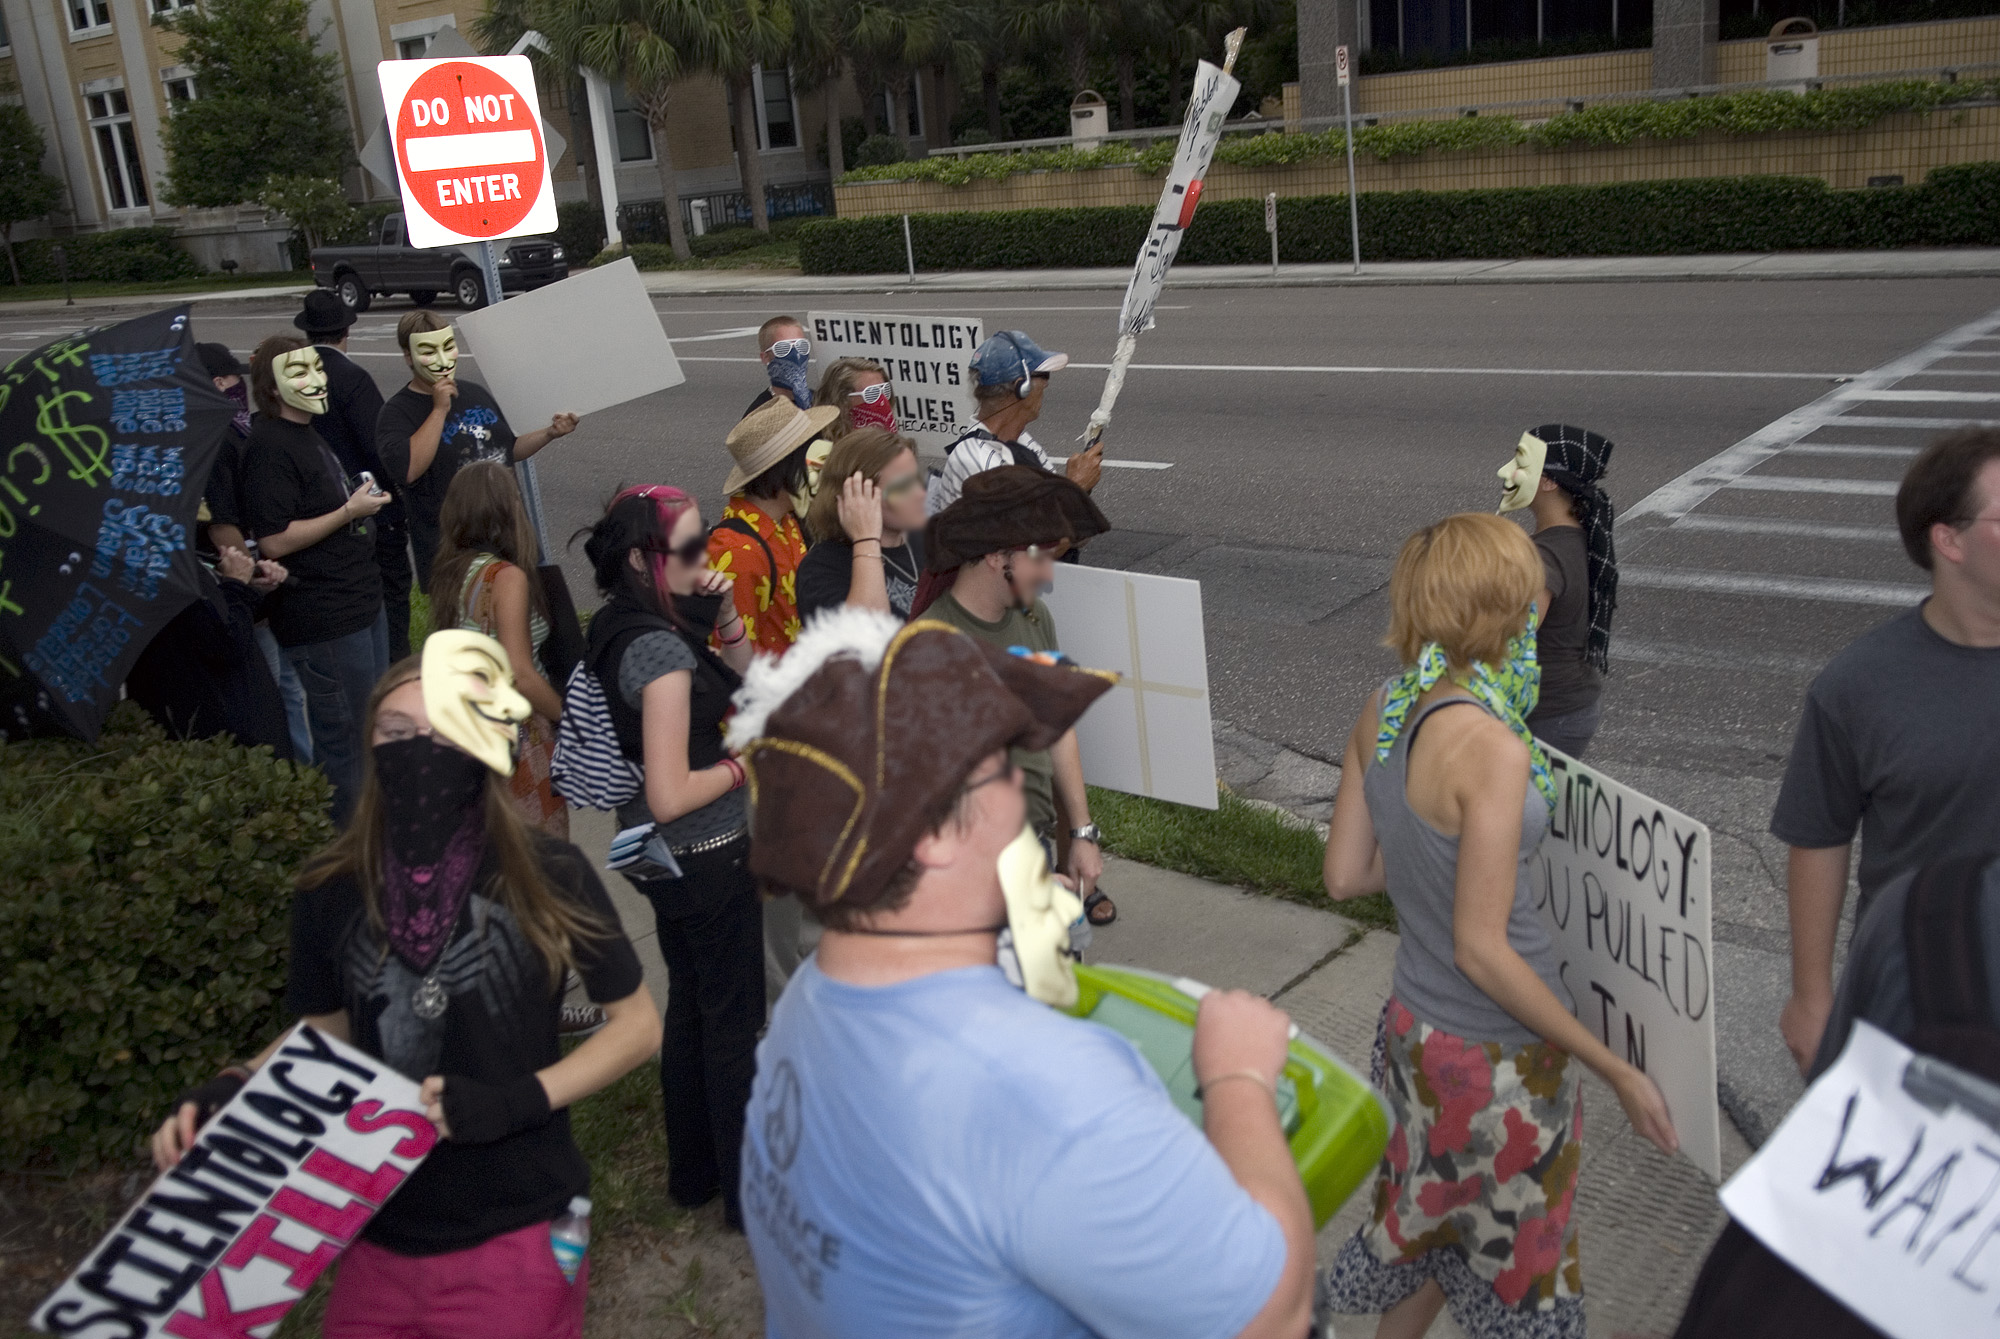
left=1385, top=513, right=1542, bottom=672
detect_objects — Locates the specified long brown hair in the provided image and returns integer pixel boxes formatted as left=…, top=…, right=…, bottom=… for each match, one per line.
left=814, top=357, right=890, bottom=440
left=249, top=334, right=306, bottom=419
left=296, top=658, right=606, bottom=986
left=805, top=428, right=916, bottom=544
left=430, top=460, right=548, bottom=633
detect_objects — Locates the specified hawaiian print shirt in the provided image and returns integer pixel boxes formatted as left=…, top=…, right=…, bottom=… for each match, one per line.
left=708, top=496, right=807, bottom=656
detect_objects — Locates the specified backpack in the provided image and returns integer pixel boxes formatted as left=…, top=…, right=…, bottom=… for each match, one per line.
left=549, top=660, right=644, bottom=810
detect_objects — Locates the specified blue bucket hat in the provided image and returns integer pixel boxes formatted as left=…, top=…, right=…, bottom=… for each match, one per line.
left=970, top=330, right=1070, bottom=392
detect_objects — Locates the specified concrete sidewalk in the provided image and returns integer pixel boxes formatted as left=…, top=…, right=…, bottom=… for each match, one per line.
left=636, top=246, right=2000, bottom=297
left=569, top=805, right=1742, bottom=1338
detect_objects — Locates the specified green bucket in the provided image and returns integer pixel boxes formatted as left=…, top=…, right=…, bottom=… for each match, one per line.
left=1061, top=963, right=1392, bottom=1229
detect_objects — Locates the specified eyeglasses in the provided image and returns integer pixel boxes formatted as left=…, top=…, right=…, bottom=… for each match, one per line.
left=962, top=759, right=1021, bottom=794
left=1016, top=540, right=1069, bottom=560
left=881, top=470, right=924, bottom=499
left=847, top=382, right=893, bottom=404
left=766, top=337, right=810, bottom=358
left=645, top=532, right=711, bottom=566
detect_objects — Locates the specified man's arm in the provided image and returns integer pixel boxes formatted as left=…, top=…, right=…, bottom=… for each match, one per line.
left=400, top=376, right=457, bottom=483
left=512, top=413, right=578, bottom=461
left=1782, top=841, right=1853, bottom=1074
left=1049, top=728, right=1100, bottom=898
left=258, top=481, right=387, bottom=559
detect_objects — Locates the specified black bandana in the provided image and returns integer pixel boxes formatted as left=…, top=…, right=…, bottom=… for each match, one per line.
left=372, top=737, right=489, bottom=972
left=1530, top=423, right=1618, bottom=673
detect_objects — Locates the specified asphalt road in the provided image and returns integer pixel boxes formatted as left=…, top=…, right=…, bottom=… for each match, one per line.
left=8, top=275, right=1999, bottom=1142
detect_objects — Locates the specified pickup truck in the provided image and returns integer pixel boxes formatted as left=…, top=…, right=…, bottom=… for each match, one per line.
left=308, top=212, right=569, bottom=313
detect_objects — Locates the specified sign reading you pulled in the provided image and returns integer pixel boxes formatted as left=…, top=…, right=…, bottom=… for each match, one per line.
left=805, top=311, right=982, bottom=450
left=1531, top=748, right=1722, bottom=1180
left=33, top=1025, right=435, bottom=1338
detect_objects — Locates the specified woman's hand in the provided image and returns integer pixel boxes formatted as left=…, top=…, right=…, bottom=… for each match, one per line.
left=250, top=558, right=289, bottom=593
left=216, top=545, right=254, bottom=584
left=693, top=568, right=735, bottom=598
left=151, top=1103, right=201, bottom=1170
left=838, top=473, right=884, bottom=544
left=1611, top=1063, right=1678, bottom=1156
left=419, top=1075, right=455, bottom=1140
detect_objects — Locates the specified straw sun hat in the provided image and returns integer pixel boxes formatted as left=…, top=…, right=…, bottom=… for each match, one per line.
left=725, top=397, right=841, bottom=494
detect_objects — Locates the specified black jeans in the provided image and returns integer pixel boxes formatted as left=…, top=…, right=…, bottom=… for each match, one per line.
left=626, top=833, right=764, bottom=1228
left=376, top=502, right=414, bottom=663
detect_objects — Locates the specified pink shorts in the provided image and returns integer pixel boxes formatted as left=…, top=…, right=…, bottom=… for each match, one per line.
left=321, top=1220, right=589, bottom=1339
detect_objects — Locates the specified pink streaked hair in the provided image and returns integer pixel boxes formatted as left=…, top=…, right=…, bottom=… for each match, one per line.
left=613, top=483, right=696, bottom=606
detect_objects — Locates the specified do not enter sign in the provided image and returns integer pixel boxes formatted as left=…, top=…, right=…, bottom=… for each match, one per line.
left=377, top=55, right=557, bottom=249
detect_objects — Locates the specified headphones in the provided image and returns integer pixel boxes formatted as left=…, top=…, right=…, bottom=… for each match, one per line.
left=1000, top=331, right=1034, bottom=399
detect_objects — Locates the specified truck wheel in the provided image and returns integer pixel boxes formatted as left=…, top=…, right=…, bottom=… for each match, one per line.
left=409, top=290, right=438, bottom=307
left=335, top=272, right=372, bottom=313
left=454, top=271, right=486, bottom=309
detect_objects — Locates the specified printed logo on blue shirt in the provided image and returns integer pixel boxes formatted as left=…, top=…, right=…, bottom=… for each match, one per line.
left=444, top=404, right=503, bottom=462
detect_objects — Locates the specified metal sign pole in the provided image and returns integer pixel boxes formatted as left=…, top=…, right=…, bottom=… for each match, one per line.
left=1265, top=191, right=1279, bottom=276
left=475, top=237, right=553, bottom=554
left=1341, top=71, right=1362, bottom=275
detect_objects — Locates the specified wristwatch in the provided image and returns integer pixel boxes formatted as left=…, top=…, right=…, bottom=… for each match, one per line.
left=1069, top=823, right=1101, bottom=845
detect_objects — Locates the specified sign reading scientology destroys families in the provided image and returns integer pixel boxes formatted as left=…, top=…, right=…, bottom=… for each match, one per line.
left=33, top=1025, right=435, bottom=1338
left=1531, top=748, right=1722, bottom=1180
left=805, top=311, right=983, bottom=450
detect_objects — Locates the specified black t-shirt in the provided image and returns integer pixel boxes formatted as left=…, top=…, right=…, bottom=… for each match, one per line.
left=744, top=386, right=774, bottom=418
left=376, top=380, right=517, bottom=540
left=1528, top=525, right=1601, bottom=720
left=285, top=835, right=643, bottom=1256
left=201, top=427, right=247, bottom=533
left=1770, top=606, right=2000, bottom=910
left=313, top=344, right=390, bottom=484
left=239, top=416, right=383, bottom=647
left=796, top=533, right=926, bottom=622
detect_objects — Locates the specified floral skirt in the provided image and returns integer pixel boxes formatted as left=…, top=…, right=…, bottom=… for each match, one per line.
left=1321, top=996, right=1586, bottom=1339
left=511, top=714, right=569, bottom=840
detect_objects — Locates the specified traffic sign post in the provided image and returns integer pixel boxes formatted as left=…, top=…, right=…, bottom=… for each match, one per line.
left=377, top=55, right=557, bottom=250
left=1264, top=191, right=1278, bottom=276
left=1337, top=45, right=1361, bottom=275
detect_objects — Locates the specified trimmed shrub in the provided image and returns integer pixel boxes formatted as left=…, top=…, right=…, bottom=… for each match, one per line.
left=11, top=229, right=204, bottom=285
left=0, top=706, right=334, bottom=1167
left=853, top=133, right=910, bottom=168
left=799, top=166, right=2000, bottom=273
left=556, top=198, right=607, bottom=266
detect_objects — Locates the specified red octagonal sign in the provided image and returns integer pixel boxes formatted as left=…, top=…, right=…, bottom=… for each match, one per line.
left=379, top=56, right=555, bottom=248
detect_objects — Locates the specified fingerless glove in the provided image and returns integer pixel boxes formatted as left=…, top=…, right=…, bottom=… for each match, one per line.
left=173, top=1067, right=249, bottom=1129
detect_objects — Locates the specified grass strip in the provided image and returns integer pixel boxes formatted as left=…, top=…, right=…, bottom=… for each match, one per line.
left=0, top=271, right=314, bottom=304
left=1088, top=785, right=1396, bottom=934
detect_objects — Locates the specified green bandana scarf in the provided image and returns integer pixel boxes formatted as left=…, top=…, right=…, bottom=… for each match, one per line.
left=1375, top=617, right=1557, bottom=815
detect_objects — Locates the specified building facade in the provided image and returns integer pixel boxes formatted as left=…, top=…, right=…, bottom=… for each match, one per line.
left=0, top=0, right=949, bottom=268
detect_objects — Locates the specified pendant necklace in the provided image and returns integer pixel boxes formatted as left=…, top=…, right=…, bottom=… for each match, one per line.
left=412, top=973, right=449, bottom=1020
left=880, top=541, right=918, bottom=588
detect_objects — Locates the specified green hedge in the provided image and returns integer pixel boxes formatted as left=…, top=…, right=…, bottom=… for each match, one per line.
left=840, top=80, right=2000, bottom=187
left=800, top=164, right=2000, bottom=273
left=0, top=706, right=333, bottom=1166
left=9, top=228, right=205, bottom=285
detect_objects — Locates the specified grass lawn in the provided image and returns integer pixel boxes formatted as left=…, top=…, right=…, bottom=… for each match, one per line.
left=1089, top=783, right=1396, bottom=934
left=0, top=271, right=313, bottom=304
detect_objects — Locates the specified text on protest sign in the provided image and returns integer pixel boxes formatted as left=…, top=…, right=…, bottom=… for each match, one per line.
left=378, top=56, right=557, bottom=249
left=1118, top=58, right=1239, bottom=338
left=1720, top=1021, right=2000, bottom=1337
left=805, top=312, right=982, bottom=450
left=33, top=1025, right=435, bottom=1338
left=1531, top=749, right=1722, bottom=1180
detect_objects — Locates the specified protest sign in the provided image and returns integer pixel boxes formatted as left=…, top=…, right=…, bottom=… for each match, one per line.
left=455, top=257, right=684, bottom=429
left=1720, top=1021, right=2000, bottom=1337
left=1042, top=565, right=1217, bottom=810
left=1530, top=748, right=1722, bottom=1179
left=33, top=1024, right=436, bottom=1338
left=804, top=311, right=982, bottom=451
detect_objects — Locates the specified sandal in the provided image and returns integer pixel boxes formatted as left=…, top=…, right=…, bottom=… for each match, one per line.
left=1084, top=890, right=1117, bottom=926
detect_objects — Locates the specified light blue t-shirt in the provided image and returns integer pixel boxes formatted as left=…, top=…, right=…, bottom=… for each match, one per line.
left=741, top=959, right=1287, bottom=1339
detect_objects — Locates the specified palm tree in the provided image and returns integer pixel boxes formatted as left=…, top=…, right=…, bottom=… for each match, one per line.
left=1010, top=0, right=1108, bottom=97
left=789, top=0, right=851, bottom=176
left=528, top=0, right=720, bottom=260
left=715, top=0, right=794, bottom=231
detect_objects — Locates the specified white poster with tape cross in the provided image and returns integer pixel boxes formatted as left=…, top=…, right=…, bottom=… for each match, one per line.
left=1042, top=565, right=1217, bottom=810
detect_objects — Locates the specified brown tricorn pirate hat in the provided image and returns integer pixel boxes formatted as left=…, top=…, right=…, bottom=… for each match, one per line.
left=730, top=608, right=1114, bottom=912
left=923, top=465, right=1111, bottom=570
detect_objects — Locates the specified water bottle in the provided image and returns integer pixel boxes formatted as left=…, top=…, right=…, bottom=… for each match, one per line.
left=549, top=1196, right=590, bottom=1284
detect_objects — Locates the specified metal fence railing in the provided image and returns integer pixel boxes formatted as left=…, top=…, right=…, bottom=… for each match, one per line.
left=616, top=183, right=835, bottom=244
left=924, top=61, right=2000, bottom=158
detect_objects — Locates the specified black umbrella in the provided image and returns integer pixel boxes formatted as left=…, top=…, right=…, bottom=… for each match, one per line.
left=0, top=306, right=234, bottom=742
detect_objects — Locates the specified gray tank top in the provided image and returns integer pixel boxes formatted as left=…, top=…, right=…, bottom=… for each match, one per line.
left=1364, top=690, right=1561, bottom=1045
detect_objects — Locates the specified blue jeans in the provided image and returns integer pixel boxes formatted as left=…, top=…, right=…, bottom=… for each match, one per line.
left=283, top=611, right=389, bottom=825
left=255, top=624, right=313, bottom=764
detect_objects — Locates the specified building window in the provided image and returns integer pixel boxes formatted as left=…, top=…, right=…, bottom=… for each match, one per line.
left=150, top=0, right=197, bottom=14
left=397, top=36, right=429, bottom=59
left=874, top=76, right=922, bottom=139
left=0, top=8, right=11, bottom=52
left=68, top=0, right=112, bottom=35
left=163, top=75, right=196, bottom=104
left=86, top=89, right=149, bottom=211
left=755, top=65, right=797, bottom=150
left=610, top=82, right=652, bottom=162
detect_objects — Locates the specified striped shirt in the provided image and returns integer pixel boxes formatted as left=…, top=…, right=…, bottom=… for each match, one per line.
left=926, top=426, right=1057, bottom=517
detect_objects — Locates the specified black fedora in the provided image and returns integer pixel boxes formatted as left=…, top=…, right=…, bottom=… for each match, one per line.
left=293, top=288, right=356, bottom=337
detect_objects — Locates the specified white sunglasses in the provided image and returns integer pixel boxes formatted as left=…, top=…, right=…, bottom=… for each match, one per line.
left=847, top=382, right=893, bottom=404
left=766, top=337, right=810, bottom=357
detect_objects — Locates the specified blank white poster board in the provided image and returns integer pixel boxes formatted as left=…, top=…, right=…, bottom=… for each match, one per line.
left=1721, top=1021, right=2000, bottom=1337
left=454, top=257, right=683, bottom=428
left=1043, top=565, right=1217, bottom=810
left=1531, top=747, right=1722, bottom=1181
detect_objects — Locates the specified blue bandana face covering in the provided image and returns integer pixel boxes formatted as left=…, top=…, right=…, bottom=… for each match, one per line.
left=767, top=346, right=813, bottom=409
